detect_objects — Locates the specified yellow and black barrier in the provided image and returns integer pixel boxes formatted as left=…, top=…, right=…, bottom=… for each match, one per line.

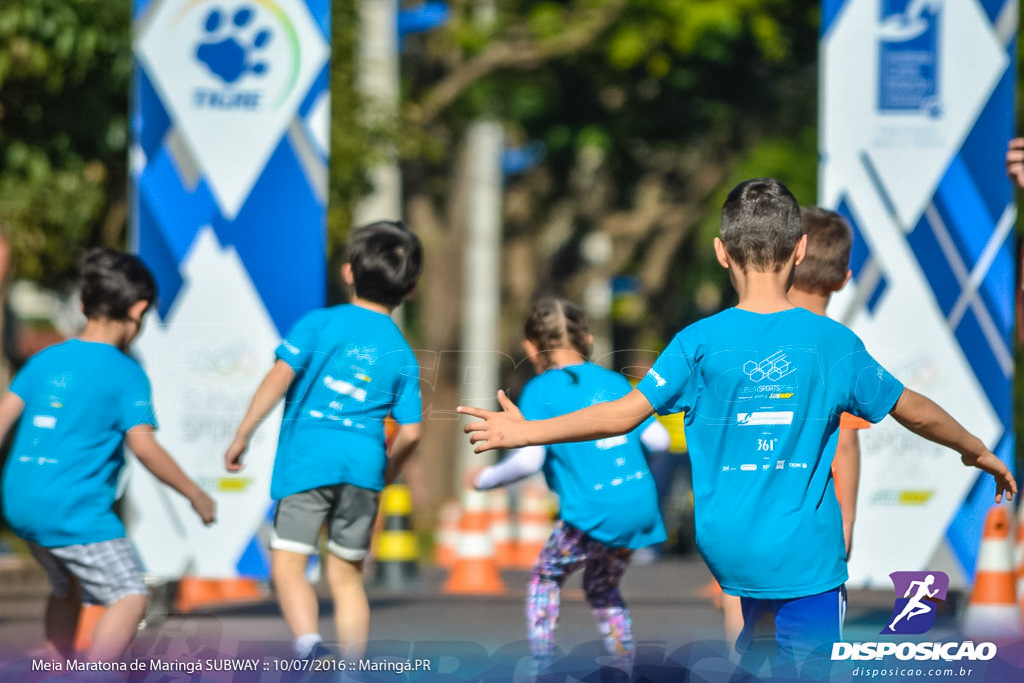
left=375, top=484, right=418, bottom=590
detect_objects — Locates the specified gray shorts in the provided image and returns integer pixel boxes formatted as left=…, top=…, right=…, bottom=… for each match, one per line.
left=29, top=538, right=149, bottom=606
left=271, top=484, right=380, bottom=561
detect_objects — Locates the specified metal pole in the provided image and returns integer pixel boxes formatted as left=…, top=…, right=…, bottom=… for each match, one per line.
left=355, top=0, right=402, bottom=224
left=459, top=120, right=503, bottom=480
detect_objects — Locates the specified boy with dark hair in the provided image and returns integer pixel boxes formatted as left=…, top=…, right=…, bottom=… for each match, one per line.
left=0, top=248, right=216, bottom=661
left=790, top=206, right=865, bottom=555
left=225, top=220, right=424, bottom=661
left=460, top=178, right=1015, bottom=670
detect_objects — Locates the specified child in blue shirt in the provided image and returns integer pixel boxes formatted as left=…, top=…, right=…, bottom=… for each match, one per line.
left=0, top=248, right=216, bottom=661
left=472, top=297, right=668, bottom=673
left=460, top=179, right=1016, bottom=670
left=224, top=221, right=423, bottom=660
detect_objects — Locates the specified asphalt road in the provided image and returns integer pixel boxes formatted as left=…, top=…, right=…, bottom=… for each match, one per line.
left=0, top=557, right=979, bottom=682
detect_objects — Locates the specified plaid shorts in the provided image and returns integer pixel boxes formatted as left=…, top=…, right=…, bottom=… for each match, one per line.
left=29, top=537, right=149, bottom=606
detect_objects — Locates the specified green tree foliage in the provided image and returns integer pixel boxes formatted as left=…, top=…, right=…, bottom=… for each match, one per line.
left=0, top=1, right=132, bottom=285
left=401, top=0, right=821, bottom=346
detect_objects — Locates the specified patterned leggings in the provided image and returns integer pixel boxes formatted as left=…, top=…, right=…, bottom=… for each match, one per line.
left=527, top=520, right=634, bottom=666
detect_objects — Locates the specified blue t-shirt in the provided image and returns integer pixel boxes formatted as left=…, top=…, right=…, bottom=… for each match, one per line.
left=271, top=304, right=421, bottom=498
left=520, top=362, right=666, bottom=550
left=636, top=308, right=904, bottom=599
left=1, top=340, right=156, bottom=547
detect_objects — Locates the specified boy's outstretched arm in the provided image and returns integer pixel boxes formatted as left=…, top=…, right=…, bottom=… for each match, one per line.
left=127, top=425, right=216, bottom=524
left=458, top=388, right=655, bottom=453
left=224, top=360, right=295, bottom=471
left=889, top=388, right=1017, bottom=503
left=384, top=423, right=422, bottom=485
left=0, top=392, right=25, bottom=442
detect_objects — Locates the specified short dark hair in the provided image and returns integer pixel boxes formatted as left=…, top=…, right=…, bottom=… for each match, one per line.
left=720, top=178, right=803, bottom=272
left=79, top=248, right=157, bottom=320
left=792, top=207, right=853, bottom=295
left=345, top=221, right=423, bottom=307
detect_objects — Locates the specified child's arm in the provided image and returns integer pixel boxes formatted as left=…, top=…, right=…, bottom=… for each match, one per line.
left=640, top=420, right=671, bottom=454
left=126, top=425, right=215, bottom=524
left=833, top=429, right=860, bottom=557
left=224, top=360, right=295, bottom=471
left=889, top=388, right=1017, bottom=502
left=459, top=387, right=655, bottom=453
left=384, top=422, right=422, bottom=485
left=474, top=446, right=546, bottom=490
left=0, top=392, right=25, bottom=442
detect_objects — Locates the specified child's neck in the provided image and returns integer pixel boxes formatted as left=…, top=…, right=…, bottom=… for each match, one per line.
left=545, top=348, right=587, bottom=369
left=350, top=296, right=393, bottom=316
left=732, top=269, right=795, bottom=314
left=787, top=288, right=830, bottom=316
left=79, top=319, right=129, bottom=349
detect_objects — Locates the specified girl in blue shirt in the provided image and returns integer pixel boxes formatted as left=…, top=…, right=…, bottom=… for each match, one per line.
left=474, top=297, right=668, bottom=673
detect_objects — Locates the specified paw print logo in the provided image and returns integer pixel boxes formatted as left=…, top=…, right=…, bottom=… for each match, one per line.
left=195, top=7, right=272, bottom=84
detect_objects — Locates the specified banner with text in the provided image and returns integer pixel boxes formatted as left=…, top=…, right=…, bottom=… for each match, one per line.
left=127, top=0, right=329, bottom=579
left=820, top=0, right=1016, bottom=588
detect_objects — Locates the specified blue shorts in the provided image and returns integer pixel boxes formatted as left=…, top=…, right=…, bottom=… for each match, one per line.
left=736, top=585, right=847, bottom=667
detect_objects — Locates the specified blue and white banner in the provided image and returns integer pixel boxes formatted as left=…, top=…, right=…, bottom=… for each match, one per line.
left=820, top=0, right=1016, bottom=588
left=126, top=0, right=330, bottom=579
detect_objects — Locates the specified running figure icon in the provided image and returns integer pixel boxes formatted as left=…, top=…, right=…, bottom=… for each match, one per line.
left=888, top=574, right=939, bottom=631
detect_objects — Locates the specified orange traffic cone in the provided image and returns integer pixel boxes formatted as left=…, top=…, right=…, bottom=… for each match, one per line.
left=433, top=499, right=461, bottom=568
left=73, top=604, right=105, bottom=653
left=1016, top=504, right=1024, bottom=629
left=442, top=489, right=507, bottom=594
left=490, top=489, right=516, bottom=568
left=175, top=577, right=265, bottom=613
left=962, top=506, right=1022, bottom=641
left=514, top=477, right=554, bottom=569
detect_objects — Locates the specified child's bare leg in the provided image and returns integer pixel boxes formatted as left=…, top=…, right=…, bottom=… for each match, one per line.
left=271, top=549, right=320, bottom=640
left=44, top=578, right=81, bottom=659
left=86, top=593, right=148, bottom=661
left=723, top=594, right=744, bottom=649
left=325, top=554, right=369, bottom=658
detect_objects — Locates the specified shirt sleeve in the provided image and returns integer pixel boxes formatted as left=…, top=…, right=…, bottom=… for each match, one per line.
left=639, top=418, right=670, bottom=452
left=389, top=351, right=422, bottom=425
left=832, top=336, right=904, bottom=424
left=636, top=329, right=698, bottom=416
left=274, top=311, right=322, bottom=372
left=475, top=445, right=547, bottom=489
left=839, top=412, right=871, bottom=430
left=8, top=358, right=36, bottom=401
left=120, top=364, right=158, bottom=431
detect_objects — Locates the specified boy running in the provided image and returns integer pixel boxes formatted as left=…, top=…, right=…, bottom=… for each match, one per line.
left=224, top=221, right=423, bottom=661
left=0, top=248, right=216, bottom=661
left=459, top=178, right=1015, bottom=669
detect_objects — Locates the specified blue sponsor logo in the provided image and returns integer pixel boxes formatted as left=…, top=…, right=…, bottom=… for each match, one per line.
left=193, top=5, right=273, bottom=110
left=878, top=0, right=941, bottom=116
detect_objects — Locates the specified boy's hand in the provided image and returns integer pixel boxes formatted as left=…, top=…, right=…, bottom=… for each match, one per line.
left=191, top=489, right=216, bottom=525
left=224, top=437, right=248, bottom=472
left=1007, top=138, right=1024, bottom=189
left=961, top=449, right=1017, bottom=503
left=458, top=391, right=527, bottom=453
